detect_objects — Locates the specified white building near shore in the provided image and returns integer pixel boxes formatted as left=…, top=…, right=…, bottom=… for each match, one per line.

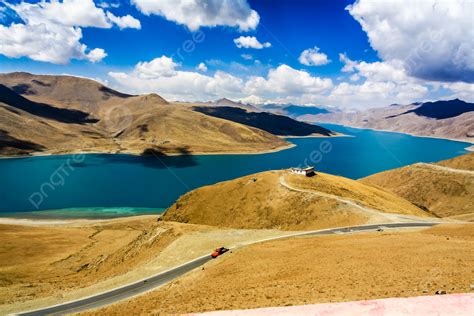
left=290, top=166, right=315, bottom=176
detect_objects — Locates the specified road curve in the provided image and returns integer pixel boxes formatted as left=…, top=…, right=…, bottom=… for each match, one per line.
left=18, top=222, right=439, bottom=316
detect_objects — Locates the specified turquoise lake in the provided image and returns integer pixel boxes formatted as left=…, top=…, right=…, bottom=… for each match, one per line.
left=0, top=124, right=470, bottom=218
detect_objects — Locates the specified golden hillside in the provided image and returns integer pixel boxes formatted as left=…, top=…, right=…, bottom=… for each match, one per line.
left=437, top=152, right=474, bottom=171
left=162, top=170, right=431, bottom=230
left=361, top=153, right=474, bottom=220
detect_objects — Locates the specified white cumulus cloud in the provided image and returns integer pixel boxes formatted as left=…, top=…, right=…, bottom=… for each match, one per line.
left=442, top=82, right=474, bottom=103
left=331, top=53, right=430, bottom=108
left=106, top=12, right=141, bottom=30
left=108, top=57, right=333, bottom=103
left=347, top=0, right=474, bottom=83
left=234, top=36, right=271, bottom=49
left=86, top=48, right=108, bottom=63
left=299, top=47, right=330, bottom=66
left=132, top=0, right=259, bottom=31
left=8, top=0, right=111, bottom=28
left=197, top=62, right=208, bottom=72
left=109, top=56, right=244, bottom=101
left=327, top=80, right=428, bottom=109
left=339, top=53, right=409, bottom=83
left=0, top=0, right=140, bottom=64
left=244, top=64, right=333, bottom=97
left=135, top=56, right=179, bottom=78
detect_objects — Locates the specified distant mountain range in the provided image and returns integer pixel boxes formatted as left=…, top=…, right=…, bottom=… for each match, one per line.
left=210, top=98, right=260, bottom=112
left=304, top=99, right=474, bottom=142
left=207, top=97, right=334, bottom=120
left=0, top=72, right=336, bottom=157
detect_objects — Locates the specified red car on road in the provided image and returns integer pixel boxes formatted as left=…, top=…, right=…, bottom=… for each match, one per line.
left=211, top=247, right=229, bottom=258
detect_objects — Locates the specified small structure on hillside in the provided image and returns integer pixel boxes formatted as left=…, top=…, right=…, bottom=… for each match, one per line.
left=290, top=166, right=315, bottom=177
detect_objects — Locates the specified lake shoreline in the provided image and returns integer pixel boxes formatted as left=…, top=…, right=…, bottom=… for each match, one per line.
left=316, top=122, right=474, bottom=149
left=0, top=133, right=353, bottom=160
left=279, top=132, right=351, bottom=138
left=0, top=214, right=159, bottom=227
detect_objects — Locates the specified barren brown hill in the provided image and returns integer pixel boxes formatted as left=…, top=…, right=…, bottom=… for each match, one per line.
left=0, top=73, right=294, bottom=156
left=304, top=100, right=474, bottom=142
left=361, top=153, right=474, bottom=220
left=89, top=224, right=474, bottom=315
left=162, top=170, right=432, bottom=230
left=0, top=72, right=142, bottom=116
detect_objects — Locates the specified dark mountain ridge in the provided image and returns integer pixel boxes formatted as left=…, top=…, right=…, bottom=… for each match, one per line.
left=193, top=106, right=333, bottom=137
left=387, top=99, right=474, bottom=120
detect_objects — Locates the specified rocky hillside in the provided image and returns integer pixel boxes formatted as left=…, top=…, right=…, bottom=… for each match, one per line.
left=304, top=99, right=474, bottom=142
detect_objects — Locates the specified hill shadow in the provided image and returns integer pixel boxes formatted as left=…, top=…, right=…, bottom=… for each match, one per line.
left=140, top=146, right=198, bottom=169
left=99, top=86, right=134, bottom=99
left=0, top=129, right=45, bottom=152
left=0, top=84, right=98, bottom=124
left=386, top=99, right=474, bottom=120
left=67, top=147, right=198, bottom=170
left=11, top=83, right=36, bottom=95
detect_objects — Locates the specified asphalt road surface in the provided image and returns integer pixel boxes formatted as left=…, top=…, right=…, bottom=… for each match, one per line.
left=18, top=222, right=438, bottom=316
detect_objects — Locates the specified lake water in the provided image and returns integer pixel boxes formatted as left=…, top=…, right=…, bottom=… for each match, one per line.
left=0, top=124, right=470, bottom=218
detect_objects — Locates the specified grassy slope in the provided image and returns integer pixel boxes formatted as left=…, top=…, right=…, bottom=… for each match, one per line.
left=360, top=153, right=474, bottom=219
left=0, top=217, right=289, bottom=314
left=163, top=170, right=429, bottom=230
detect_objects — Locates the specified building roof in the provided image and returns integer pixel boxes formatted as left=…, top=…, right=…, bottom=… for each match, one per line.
left=290, top=166, right=315, bottom=172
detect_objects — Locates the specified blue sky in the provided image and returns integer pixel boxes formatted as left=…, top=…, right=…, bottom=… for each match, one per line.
left=0, top=0, right=473, bottom=108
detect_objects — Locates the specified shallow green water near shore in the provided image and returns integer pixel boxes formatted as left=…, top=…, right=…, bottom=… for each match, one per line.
left=1, top=207, right=164, bottom=219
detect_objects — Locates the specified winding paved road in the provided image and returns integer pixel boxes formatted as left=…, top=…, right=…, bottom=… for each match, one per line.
left=18, top=222, right=440, bottom=316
